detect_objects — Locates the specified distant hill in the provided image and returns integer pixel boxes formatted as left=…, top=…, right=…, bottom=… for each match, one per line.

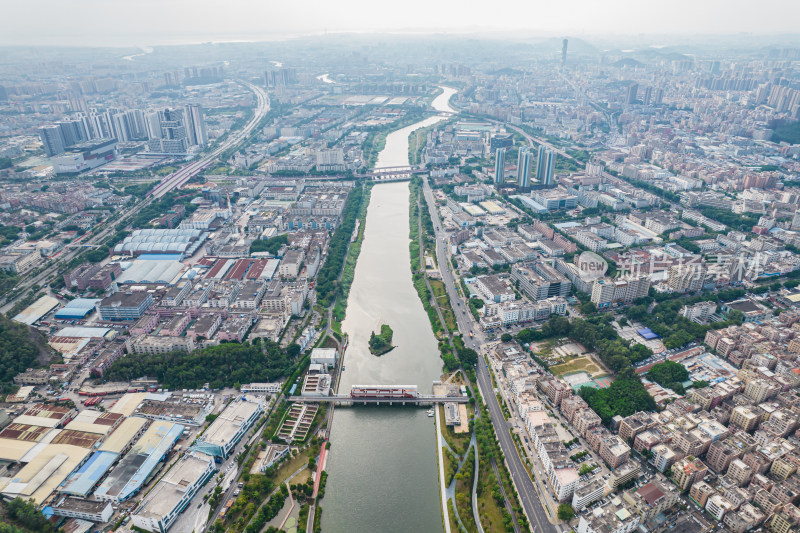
left=488, top=67, right=525, bottom=77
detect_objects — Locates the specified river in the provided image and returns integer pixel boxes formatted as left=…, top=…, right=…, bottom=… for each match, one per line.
left=321, top=87, right=456, bottom=533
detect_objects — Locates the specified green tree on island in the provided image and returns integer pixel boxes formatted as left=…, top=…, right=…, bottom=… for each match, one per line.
left=369, top=324, right=395, bottom=356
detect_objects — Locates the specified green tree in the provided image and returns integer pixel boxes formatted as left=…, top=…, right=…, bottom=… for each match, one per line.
left=647, top=360, right=689, bottom=393
left=557, top=503, right=575, bottom=521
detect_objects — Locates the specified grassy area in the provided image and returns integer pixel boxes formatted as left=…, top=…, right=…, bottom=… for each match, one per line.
left=413, top=272, right=444, bottom=337
left=292, top=469, right=312, bottom=485
left=476, top=459, right=510, bottom=533
left=455, top=452, right=477, bottom=531
left=320, top=336, right=338, bottom=349
left=549, top=355, right=602, bottom=377
left=274, top=449, right=314, bottom=486
left=430, top=279, right=458, bottom=332
left=409, top=191, right=423, bottom=270
left=408, top=126, right=429, bottom=166
left=447, top=499, right=460, bottom=532
left=368, top=324, right=395, bottom=356
left=473, top=386, right=528, bottom=532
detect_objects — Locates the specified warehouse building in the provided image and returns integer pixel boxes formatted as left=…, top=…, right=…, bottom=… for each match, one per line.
left=131, top=451, right=216, bottom=533
left=0, top=423, right=56, bottom=462
left=93, top=421, right=184, bottom=502
left=113, top=229, right=208, bottom=259
left=54, top=298, right=101, bottom=320
left=115, top=260, right=185, bottom=285
left=12, top=295, right=60, bottom=325
left=99, top=416, right=148, bottom=454
left=60, top=450, right=118, bottom=497
left=13, top=404, right=74, bottom=428
left=65, top=410, right=124, bottom=435
left=191, top=395, right=264, bottom=459
left=1, top=443, right=92, bottom=504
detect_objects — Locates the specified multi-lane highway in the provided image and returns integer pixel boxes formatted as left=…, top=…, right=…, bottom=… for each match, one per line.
left=421, top=178, right=559, bottom=533
left=149, top=81, right=270, bottom=198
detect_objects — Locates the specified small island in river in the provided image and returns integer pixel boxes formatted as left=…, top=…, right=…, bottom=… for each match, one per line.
left=368, top=324, right=395, bottom=356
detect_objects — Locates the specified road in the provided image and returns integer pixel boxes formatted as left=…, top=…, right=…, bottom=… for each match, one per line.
left=421, top=178, right=558, bottom=533
left=149, top=81, right=270, bottom=198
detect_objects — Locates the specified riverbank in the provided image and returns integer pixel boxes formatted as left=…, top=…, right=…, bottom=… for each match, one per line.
left=363, top=109, right=434, bottom=168
left=330, top=184, right=371, bottom=333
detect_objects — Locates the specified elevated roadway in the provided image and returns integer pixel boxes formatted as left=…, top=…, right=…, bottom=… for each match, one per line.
left=149, top=81, right=270, bottom=198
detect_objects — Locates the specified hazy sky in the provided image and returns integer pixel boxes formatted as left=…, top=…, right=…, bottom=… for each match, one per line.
left=3, top=0, right=800, bottom=47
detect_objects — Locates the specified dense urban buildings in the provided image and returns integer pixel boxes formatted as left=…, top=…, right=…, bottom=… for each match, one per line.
left=1, top=28, right=800, bottom=533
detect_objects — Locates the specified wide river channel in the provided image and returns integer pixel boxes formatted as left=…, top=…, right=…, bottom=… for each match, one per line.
left=321, top=87, right=457, bottom=533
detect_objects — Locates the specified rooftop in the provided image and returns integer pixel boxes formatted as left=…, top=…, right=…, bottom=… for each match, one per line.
left=99, top=417, right=148, bottom=454
left=1, top=443, right=92, bottom=504
left=61, top=450, right=118, bottom=497
left=198, top=396, right=262, bottom=447
left=115, top=260, right=185, bottom=285
left=134, top=451, right=215, bottom=520
left=13, top=295, right=60, bottom=325
left=65, top=410, right=123, bottom=435
left=93, top=421, right=184, bottom=502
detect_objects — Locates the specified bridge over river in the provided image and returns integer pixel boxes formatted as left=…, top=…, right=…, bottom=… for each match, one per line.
left=290, top=384, right=469, bottom=406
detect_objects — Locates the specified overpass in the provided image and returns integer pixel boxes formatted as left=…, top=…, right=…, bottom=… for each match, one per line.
left=288, top=394, right=469, bottom=406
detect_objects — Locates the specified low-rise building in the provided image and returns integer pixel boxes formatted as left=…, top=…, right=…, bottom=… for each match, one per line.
left=50, top=497, right=113, bottom=523
left=624, top=481, right=679, bottom=523
left=131, top=451, right=216, bottom=533
left=191, top=396, right=264, bottom=459
left=126, top=335, right=196, bottom=355
left=97, top=292, right=153, bottom=321
left=576, top=496, right=640, bottom=533
left=672, top=456, right=709, bottom=491
left=572, top=479, right=605, bottom=511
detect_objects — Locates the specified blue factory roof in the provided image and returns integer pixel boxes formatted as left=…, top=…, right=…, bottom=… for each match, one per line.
left=54, top=298, right=100, bottom=319
left=94, top=422, right=184, bottom=502
left=61, top=450, right=118, bottom=497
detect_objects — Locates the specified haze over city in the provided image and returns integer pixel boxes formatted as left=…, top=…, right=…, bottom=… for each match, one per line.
left=3, top=0, right=800, bottom=46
